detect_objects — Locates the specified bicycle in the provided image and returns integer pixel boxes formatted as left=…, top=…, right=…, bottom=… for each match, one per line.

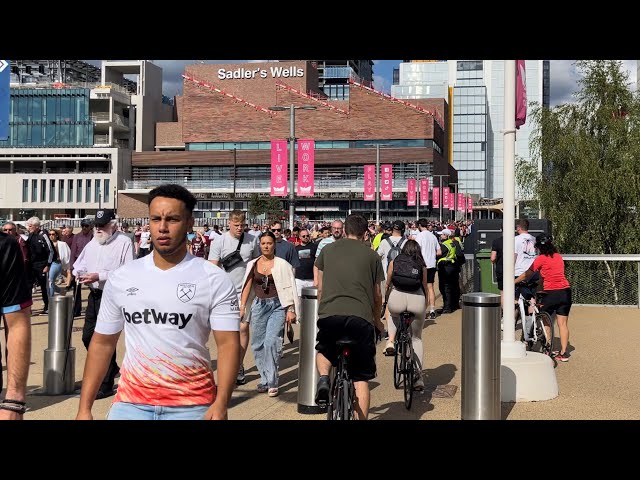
left=393, top=310, right=415, bottom=410
left=326, top=339, right=357, bottom=420
left=517, top=288, right=554, bottom=356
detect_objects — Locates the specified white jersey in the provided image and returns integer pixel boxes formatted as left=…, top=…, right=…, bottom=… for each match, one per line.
left=415, top=230, right=439, bottom=269
left=95, top=253, right=240, bottom=406
left=514, top=233, right=538, bottom=276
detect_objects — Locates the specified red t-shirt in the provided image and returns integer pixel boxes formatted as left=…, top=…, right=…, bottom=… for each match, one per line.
left=530, top=253, right=570, bottom=290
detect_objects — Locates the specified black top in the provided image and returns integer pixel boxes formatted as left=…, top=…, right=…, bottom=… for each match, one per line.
left=1, top=233, right=32, bottom=313
left=491, top=236, right=503, bottom=275
left=295, top=242, right=318, bottom=280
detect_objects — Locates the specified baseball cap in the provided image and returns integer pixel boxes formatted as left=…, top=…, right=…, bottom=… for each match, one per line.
left=94, top=209, right=116, bottom=227
left=392, top=220, right=405, bottom=231
left=382, top=222, right=392, bottom=230
left=436, top=228, right=453, bottom=237
left=80, top=218, right=93, bottom=227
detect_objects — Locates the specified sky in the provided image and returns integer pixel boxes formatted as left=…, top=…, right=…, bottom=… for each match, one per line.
left=90, top=60, right=638, bottom=107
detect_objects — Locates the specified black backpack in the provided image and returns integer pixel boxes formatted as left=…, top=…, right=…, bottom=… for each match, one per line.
left=391, top=253, right=423, bottom=292
left=386, top=237, right=406, bottom=264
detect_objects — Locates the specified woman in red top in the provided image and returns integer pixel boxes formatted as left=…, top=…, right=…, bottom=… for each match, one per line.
left=515, top=234, right=572, bottom=362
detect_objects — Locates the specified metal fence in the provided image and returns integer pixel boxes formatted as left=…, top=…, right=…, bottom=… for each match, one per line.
left=459, top=253, right=640, bottom=308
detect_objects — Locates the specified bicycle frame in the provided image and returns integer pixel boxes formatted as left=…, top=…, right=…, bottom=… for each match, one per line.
left=517, top=293, right=540, bottom=343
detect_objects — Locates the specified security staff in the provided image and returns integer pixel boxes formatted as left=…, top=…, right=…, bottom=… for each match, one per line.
left=73, top=209, right=134, bottom=399
left=436, top=228, right=460, bottom=314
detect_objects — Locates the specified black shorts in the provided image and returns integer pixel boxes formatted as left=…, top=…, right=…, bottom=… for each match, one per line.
left=540, top=288, right=572, bottom=316
left=315, top=315, right=376, bottom=382
left=426, top=268, right=436, bottom=283
left=496, top=272, right=503, bottom=291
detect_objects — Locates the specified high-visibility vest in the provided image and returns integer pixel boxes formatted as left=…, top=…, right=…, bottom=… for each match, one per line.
left=372, top=232, right=384, bottom=251
left=437, top=238, right=457, bottom=264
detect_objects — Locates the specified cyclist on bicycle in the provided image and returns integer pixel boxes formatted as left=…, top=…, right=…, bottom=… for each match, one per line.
left=384, top=240, right=430, bottom=391
left=314, top=214, right=385, bottom=420
left=515, top=234, right=572, bottom=362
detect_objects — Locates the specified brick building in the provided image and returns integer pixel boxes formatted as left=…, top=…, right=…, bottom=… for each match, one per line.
left=119, top=60, right=458, bottom=222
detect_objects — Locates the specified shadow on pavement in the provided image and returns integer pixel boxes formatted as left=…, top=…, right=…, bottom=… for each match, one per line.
left=25, top=381, right=82, bottom=413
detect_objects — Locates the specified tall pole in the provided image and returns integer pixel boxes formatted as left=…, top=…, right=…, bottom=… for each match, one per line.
left=289, top=105, right=295, bottom=230
left=439, top=176, right=443, bottom=223
left=376, top=144, right=380, bottom=224
left=232, top=147, right=237, bottom=207
left=416, top=162, right=419, bottom=221
left=502, top=60, right=519, bottom=352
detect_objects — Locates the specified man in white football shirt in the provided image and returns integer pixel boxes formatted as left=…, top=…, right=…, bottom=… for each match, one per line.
left=76, top=184, right=241, bottom=420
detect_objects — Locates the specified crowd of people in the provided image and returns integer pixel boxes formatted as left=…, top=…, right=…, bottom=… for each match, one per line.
left=0, top=186, right=573, bottom=420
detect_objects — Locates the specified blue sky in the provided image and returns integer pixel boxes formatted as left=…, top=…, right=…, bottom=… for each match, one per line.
left=91, top=60, right=637, bottom=107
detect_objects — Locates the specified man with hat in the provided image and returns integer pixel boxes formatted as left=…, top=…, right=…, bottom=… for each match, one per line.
left=73, top=209, right=134, bottom=399
left=70, top=218, right=95, bottom=316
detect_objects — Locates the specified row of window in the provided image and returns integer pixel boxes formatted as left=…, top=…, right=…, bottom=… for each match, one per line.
left=21, top=178, right=110, bottom=204
left=186, top=139, right=443, bottom=154
left=0, top=123, right=94, bottom=147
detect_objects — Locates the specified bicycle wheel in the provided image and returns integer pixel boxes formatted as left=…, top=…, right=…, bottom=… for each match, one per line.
left=403, top=336, right=414, bottom=409
left=393, top=339, right=404, bottom=389
left=327, top=376, right=339, bottom=420
left=531, top=312, right=553, bottom=355
left=341, top=379, right=353, bottom=420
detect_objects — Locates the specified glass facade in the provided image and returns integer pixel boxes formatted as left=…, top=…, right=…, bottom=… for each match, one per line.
left=0, top=88, right=93, bottom=148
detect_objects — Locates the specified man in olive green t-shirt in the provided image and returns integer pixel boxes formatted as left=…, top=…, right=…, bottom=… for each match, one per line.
left=314, top=214, right=384, bottom=420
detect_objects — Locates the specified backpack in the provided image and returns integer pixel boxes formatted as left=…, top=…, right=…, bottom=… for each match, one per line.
left=391, top=253, right=423, bottom=292
left=385, top=237, right=406, bottom=264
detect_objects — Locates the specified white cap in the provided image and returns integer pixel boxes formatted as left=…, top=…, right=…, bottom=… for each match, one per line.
left=436, top=228, right=453, bottom=237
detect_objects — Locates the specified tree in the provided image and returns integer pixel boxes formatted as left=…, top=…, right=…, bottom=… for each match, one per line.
left=248, top=194, right=283, bottom=222
left=516, top=61, right=640, bottom=303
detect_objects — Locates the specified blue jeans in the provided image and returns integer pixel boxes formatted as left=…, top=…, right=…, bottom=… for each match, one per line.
left=47, top=261, right=62, bottom=299
left=107, top=402, right=210, bottom=420
left=250, top=297, right=286, bottom=388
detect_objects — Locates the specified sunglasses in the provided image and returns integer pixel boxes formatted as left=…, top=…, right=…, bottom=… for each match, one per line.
left=271, top=228, right=282, bottom=232
left=300, top=235, right=310, bottom=238
left=261, top=275, right=270, bottom=293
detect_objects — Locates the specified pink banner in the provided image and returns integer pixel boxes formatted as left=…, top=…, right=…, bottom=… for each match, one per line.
left=442, top=187, right=450, bottom=209
left=468, top=196, right=473, bottom=213
left=297, top=139, right=314, bottom=196
left=407, top=178, right=416, bottom=206
left=364, top=165, right=376, bottom=201
left=419, top=179, right=429, bottom=206
left=458, top=193, right=465, bottom=212
left=381, top=164, right=393, bottom=201
left=432, top=187, right=440, bottom=209
left=516, top=60, right=527, bottom=129
left=271, top=140, right=288, bottom=196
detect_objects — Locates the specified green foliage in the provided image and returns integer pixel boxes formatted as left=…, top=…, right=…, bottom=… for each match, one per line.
left=248, top=194, right=283, bottom=222
left=518, top=60, right=640, bottom=255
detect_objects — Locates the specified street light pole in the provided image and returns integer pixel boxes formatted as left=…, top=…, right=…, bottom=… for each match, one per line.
left=432, top=174, right=449, bottom=223
left=269, top=104, right=317, bottom=229
left=376, top=144, right=381, bottom=224
left=232, top=147, right=237, bottom=207
left=416, top=162, right=420, bottom=221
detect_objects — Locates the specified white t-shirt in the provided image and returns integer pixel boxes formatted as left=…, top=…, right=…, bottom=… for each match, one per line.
left=514, top=233, right=538, bottom=276
left=208, top=231, right=260, bottom=296
left=415, top=230, right=439, bottom=269
left=377, top=235, right=406, bottom=279
left=95, top=253, right=240, bottom=406
left=139, top=231, right=151, bottom=249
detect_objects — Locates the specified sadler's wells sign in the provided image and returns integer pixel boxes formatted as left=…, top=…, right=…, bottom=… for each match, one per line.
left=218, top=66, right=304, bottom=80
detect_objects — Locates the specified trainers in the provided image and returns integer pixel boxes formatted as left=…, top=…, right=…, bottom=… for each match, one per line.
left=553, top=351, right=569, bottom=362
left=267, top=387, right=279, bottom=397
left=428, top=310, right=436, bottom=320
left=441, top=309, right=452, bottom=315
left=236, top=365, right=247, bottom=385
left=384, top=340, right=395, bottom=356
left=315, top=375, right=330, bottom=406
left=256, top=383, right=268, bottom=393
left=413, top=374, right=425, bottom=391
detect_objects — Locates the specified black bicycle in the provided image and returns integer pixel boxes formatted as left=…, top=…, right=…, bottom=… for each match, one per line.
left=393, top=311, right=415, bottom=410
left=327, top=339, right=357, bottom=420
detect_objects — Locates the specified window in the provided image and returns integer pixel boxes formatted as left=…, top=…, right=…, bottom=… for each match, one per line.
left=31, top=180, right=37, bottom=202
left=95, top=179, right=101, bottom=203
left=68, top=179, right=74, bottom=202
left=41, top=179, right=46, bottom=202
left=77, top=179, right=82, bottom=202
left=22, top=180, right=28, bottom=202
left=59, top=180, right=64, bottom=203
left=86, top=179, right=91, bottom=203
left=104, top=179, right=110, bottom=203
left=50, top=180, right=55, bottom=202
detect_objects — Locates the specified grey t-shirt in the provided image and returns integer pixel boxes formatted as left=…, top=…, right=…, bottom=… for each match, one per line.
left=208, top=232, right=260, bottom=295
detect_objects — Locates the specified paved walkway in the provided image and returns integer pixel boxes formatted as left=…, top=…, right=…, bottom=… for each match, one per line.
left=6, top=288, right=640, bottom=420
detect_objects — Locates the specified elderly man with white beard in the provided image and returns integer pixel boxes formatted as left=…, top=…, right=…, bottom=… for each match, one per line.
left=73, top=209, right=134, bottom=399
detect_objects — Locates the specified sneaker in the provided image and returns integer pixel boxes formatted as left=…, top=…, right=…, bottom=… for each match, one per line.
left=553, top=351, right=569, bottom=362
left=41, top=309, right=48, bottom=316
left=384, top=340, right=395, bottom=356
left=315, top=375, right=330, bottom=406
left=428, top=311, right=436, bottom=320
left=256, top=383, right=268, bottom=393
left=267, top=387, right=279, bottom=397
left=413, top=374, right=425, bottom=391
left=441, top=309, right=452, bottom=315
left=236, top=365, right=247, bottom=385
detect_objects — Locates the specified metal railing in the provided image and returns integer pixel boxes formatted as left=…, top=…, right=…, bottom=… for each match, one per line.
left=460, top=253, right=640, bottom=308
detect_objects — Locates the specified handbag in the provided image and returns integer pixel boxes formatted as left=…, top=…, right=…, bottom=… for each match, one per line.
left=220, top=232, right=244, bottom=270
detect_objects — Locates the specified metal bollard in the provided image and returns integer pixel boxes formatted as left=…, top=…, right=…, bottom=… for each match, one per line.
left=42, top=293, right=76, bottom=395
left=297, top=286, right=325, bottom=414
left=461, top=292, right=501, bottom=420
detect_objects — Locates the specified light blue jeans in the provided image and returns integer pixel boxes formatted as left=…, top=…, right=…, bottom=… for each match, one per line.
left=250, top=297, right=286, bottom=388
left=107, top=402, right=210, bottom=420
left=47, top=261, right=62, bottom=299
